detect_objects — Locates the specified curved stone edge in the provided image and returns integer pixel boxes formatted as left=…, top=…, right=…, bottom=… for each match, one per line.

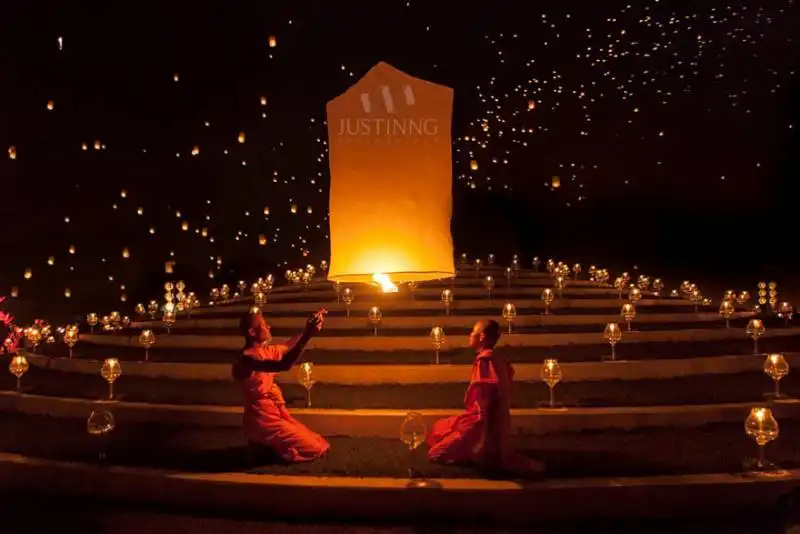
left=24, top=352, right=800, bottom=384
left=187, top=297, right=693, bottom=316
left=133, top=311, right=754, bottom=331
left=79, top=326, right=800, bottom=351
left=3, top=391, right=799, bottom=436
left=0, top=452, right=797, bottom=523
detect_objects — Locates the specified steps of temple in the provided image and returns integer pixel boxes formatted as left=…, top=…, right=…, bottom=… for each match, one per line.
left=25, top=351, right=798, bottom=383
left=3, top=450, right=797, bottom=524
left=187, top=298, right=707, bottom=317
left=132, top=311, right=754, bottom=334
left=78, top=325, right=800, bottom=351
left=4, top=360, right=800, bottom=434
left=36, top=330, right=800, bottom=364
left=2, top=411, right=799, bottom=524
left=8, top=358, right=800, bottom=407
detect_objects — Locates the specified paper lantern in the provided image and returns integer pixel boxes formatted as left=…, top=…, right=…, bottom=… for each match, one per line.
left=260, top=96, right=267, bottom=106
left=551, top=175, right=561, bottom=188
left=528, top=100, right=536, bottom=111
left=470, top=159, right=478, bottom=171
left=263, top=206, right=270, bottom=216
left=165, top=261, right=175, bottom=274
left=326, top=62, right=455, bottom=285
left=10, top=286, right=18, bottom=298
left=64, top=288, right=72, bottom=298
left=258, top=234, right=268, bottom=246
left=268, top=35, right=277, bottom=48
left=8, top=146, right=16, bottom=160
left=47, top=100, right=54, bottom=111
left=238, top=132, right=246, bottom=144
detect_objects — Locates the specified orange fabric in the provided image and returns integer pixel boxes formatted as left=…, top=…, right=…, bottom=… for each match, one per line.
left=427, top=349, right=539, bottom=474
left=232, top=341, right=329, bottom=463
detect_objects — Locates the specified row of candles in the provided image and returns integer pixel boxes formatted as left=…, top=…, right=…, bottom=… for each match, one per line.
left=9, top=352, right=787, bottom=471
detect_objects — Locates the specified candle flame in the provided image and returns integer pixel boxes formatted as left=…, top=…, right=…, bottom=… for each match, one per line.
left=372, top=273, right=398, bottom=293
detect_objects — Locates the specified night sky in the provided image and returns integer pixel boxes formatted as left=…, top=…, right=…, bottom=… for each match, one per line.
left=1, top=0, right=798, bottom=319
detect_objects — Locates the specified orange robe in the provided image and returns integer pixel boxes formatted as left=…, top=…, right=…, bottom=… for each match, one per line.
left=232, top=339, right=329, bottom=463
left=427, top=349, right=539, bottom=473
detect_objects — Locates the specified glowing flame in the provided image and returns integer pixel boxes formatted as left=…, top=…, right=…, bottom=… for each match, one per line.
left=372, top=273, right=398, bottom=293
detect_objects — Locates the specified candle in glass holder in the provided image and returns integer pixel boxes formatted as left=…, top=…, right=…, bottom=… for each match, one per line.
left=532, top=257, right=540, bottom=272
left=86, top=313, right=98, bottom=333
left=746, top=319, right=766, bottom=354
left=441, top=289, right=454, bottom=316
left=603, top=322, right=623, bottom=361
left=64, top=328, right=79, bottom=358
left=297, top=362, right=315, bottom=408
left=368, top=306, right=382, bottom=336
left=9, top=355, right=29, bottom=391
left=502, top=303, right=517, bottom=334
left=100, top=358, right=122, bottom=400
left=484, top=276, right=495, bottom=299
left=744, top=407, right=779, bottom=469
left=541, top=288, right=554, bottom=315
left=541, top=359, right=563, bottom=408
left=430, top=326, right=446, bottom=365
left=139, top=329, right=155, bottom=361
left=87, top=409, right=115, bottom=464
left=719, top=300, right=735, bottom=329
left=764, top=353, right=790, bottom=399
left=621, top=303, right=636, bottom=332
left=162, top=311, right=176, bottom=334
left=629, top=287, right=642, bottom=303
left=400, top=411, right=428, bottom=487
left=342, top=288, right=354, bottom=317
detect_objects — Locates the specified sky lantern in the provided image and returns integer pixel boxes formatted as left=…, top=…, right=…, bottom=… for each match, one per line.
left=268, top=35, right=277, bottom=48
left=10, top=287, right=18, bottom=298
left=290, top=203, right=298, bottom=214
left=173, top=73, right=180, bottom=82
left=306, top=206, right=313, bottom=214
left=47, top=256, right=55, bottom=266
left=8, top=146, right=16, bottom=160
left=326, top=62, right=455, bottom=288
left=122, top=247, right=130, bottom=259
left=68, top=245, right=76, bottom=254
left=551, top=175, right=561, bottom=188
left=528, top=100, right=536, bottom=110
left=470, top=159, right=478, bottom=171
left=181, top=221, right=189, bottom=231
left=258, top=234, right=268, bottom=246
left=165, top=261, right=175, bottom=274
left=192, top=146, right=200, bottom=156
left=64, top=288, right=72, bottom=299
left=47, top=100, right=54, bottom=111
left=238, top=132, right=246, bottom=144
left=260, top=96, right=267, bottom=106
left=94, top=140, right=101, bottom=150
left=263, top=206, right=270, bottom=216
left=81, top=142, right=88, bottom=151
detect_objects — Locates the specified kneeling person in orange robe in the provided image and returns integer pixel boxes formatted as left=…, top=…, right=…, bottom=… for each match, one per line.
left=427, top=319, right=544, bottom=475
left=232, top=308, right=330, bottom=463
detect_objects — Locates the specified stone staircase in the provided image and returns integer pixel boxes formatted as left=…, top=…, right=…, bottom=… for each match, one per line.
left=3, top=264, right=800, bottom=524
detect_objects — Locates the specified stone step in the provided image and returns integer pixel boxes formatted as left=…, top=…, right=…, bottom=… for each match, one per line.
left=78, top=325, right=800, bottom=352
left=2, top=413, right=799, bottom=481
left=5, top=389, right=798, bottom=435
left=186, top=298, right=696, bottom=317
left=132, top=311, right=754, bottom=335
left=24, top=351, right=800, bottom=384
left=260, top=287, right=644, bottom=303
left=6, top=362, right=800, bottom=411
left=37, top=331, right=800, bottom=364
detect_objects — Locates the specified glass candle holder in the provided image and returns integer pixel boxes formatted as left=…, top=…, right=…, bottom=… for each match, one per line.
left=541, top=358, right=563, bottom=408
left=744, top=407, right=779, bottom=469
left=298, top=362, right=315, bottom=408
left=430, top=326, right=446, bottom=365
left=400, top=412, right=428, bottom=487
left=764, top=353, right=789, bottom=398
left=100, top=358, right=122, bottom=400
left=139, top=329, right=155, bottom=361
left=342, top=288, right=354, bottom=317
left=604, top=322, right=623, bottom=361
left=502, top=303, right=517, bottom=334
left=9, top=355, right=29, bottom=391
left=746, top=319, right=766, bottom=354
left=368, top=306, right=382, bottom=336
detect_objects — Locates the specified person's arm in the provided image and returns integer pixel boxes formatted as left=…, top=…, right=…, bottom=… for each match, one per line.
left=241, top=310, right=324, bottom=373
left=244, top=332, right=312, bottom=373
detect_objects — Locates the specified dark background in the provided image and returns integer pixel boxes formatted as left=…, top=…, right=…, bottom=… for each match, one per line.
left=0, top=0, right=798, bottom=322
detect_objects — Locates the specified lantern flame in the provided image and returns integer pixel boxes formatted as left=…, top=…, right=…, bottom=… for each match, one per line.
left=372, top=273, right=398, bottom=293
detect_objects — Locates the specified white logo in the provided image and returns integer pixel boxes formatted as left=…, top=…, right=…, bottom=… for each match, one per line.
left=360, top=85, right=416, bottom=114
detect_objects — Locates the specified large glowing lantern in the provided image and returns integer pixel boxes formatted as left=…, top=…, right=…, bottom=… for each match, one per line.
left=551, top=175, right=561, bottom=188
left=326, top=62, right=455, bottom=285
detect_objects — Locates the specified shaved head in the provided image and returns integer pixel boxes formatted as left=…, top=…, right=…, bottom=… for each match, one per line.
left=469, top=319, right=501, bottom=349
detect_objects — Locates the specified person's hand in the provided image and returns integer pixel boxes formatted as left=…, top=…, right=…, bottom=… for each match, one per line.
left=304, top=308, right=326, bottom=336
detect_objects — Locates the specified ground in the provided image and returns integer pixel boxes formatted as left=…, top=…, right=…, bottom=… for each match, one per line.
left=0, top=497, right=789, bottom=534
